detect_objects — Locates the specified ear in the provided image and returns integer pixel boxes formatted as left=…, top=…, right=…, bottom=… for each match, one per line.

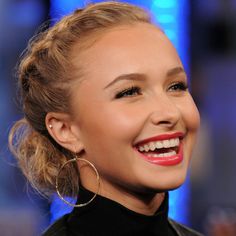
left=45, top=112, right=84, bottom=153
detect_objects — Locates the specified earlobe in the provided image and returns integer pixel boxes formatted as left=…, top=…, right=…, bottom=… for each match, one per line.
left=45, top=112, right=84, bottom=153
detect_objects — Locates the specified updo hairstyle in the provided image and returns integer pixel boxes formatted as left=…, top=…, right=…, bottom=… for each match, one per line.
left=8, top=1, right=151, bottom=198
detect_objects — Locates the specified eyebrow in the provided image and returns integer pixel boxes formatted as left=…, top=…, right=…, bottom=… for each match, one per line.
left=104, top=73, right=146, bottom=89
left=166, top=67, right=186, bottom=77
left=104, top=66, right=186, bottom=89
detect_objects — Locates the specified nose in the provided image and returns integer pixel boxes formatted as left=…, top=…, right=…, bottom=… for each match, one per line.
left=149, top=94, right=181, bottom=129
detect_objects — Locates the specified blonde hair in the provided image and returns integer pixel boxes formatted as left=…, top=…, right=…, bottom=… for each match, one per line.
left=9, top=1, right=151, bottom=198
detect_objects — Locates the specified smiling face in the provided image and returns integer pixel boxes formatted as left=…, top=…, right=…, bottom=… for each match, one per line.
left=69, top=23, right=200, bottom=201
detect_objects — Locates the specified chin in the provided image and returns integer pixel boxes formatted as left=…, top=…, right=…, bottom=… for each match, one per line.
left=153, top=181, right=185, bottom=193
left=139, top=170, right=188, bottom=193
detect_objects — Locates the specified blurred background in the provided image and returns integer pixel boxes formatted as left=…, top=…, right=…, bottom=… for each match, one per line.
left=1, top=0, right=236, bottom=235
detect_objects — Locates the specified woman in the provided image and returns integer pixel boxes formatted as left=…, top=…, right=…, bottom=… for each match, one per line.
left=9, top=2, right=202, bottom=235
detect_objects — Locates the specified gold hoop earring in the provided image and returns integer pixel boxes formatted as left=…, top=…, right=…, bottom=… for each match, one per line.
left=56, top=157, right=100, bottom=208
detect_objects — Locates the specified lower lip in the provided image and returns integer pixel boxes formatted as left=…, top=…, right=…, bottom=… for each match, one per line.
left=136, top=142, right=183, bottom=166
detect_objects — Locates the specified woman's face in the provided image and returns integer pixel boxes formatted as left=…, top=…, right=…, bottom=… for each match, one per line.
left=70, top=23, right=200, bottom=196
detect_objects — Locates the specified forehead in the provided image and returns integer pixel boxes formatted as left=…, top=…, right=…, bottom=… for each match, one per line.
left=71, top=23, right=181, bottom=82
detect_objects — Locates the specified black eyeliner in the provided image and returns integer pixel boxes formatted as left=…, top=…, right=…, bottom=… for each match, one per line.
left=115, top=86, right=141, bottom=99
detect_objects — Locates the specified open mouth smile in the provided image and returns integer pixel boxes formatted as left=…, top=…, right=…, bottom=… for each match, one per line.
left=134, top=132, right=184, bottom=166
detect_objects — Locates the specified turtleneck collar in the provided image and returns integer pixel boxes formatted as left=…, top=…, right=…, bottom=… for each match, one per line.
left=67, top=187, right=172, bottom=236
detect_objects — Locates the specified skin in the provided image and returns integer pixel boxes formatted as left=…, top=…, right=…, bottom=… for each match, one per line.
left=46, top=23, right=200, bottom=215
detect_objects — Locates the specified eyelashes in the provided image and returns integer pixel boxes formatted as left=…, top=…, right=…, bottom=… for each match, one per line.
left=168, top=82, right=188, bottom=92
left=115, top=86, right=142, bottom=99
left=114, top=82, right=188, bottom=99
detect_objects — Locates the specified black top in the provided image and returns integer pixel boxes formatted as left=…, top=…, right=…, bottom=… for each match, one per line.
left=43, top=188, right=204, bottom=236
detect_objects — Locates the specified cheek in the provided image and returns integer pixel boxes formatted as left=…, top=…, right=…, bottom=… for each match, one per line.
left=78, top=104, right=145, bottom=174
left=179, top=95, right=200, bottom=132
left=79, top=103, right=145, bottom=149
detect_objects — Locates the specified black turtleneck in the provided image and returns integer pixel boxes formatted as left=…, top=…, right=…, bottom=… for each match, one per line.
left=65, top=187, right=177, bottom=236
left=42, top=188, right=203, bottom=235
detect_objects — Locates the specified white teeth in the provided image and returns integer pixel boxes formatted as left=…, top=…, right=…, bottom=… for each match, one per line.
left=145, top=150, right=177, bottom=158
left=149, top=142, right=156, bottom=151
left=170, top=139, right=176, bottom=147
left=144, top=144, right=149, bottom=152
left=153, top=154, right=160, bottom=158
left=175, top=139, right=180, bottom=146
left=139, top=146, right=144, bottom=152
left=163, top=140, right=170, bottom=148
left=156, top=142, right=163, bottom=149
left=137, top=138, right=180, bottom=152
left=162, top=151, right=176, bottom=157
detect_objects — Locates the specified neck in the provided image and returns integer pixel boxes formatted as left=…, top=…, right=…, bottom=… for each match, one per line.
left=83, top=179, right=166, bottom=216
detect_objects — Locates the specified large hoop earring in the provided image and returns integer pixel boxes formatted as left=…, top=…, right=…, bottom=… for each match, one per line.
left=56, top=157, right=100, bottom=208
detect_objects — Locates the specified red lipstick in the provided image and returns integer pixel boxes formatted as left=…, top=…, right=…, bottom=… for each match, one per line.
left=137, top=142, right=183, bottom=166
left=135, top=132, right=184, bottom=166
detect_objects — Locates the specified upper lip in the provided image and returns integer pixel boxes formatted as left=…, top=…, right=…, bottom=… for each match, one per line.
left=134, top=132, right=185, bottom=147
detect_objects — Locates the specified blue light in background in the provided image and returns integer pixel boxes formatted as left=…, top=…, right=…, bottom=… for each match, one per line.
left=50, top=195, right=74, bottom=223
left=50, top=0, right=190, bottom=225
left=8, top=0, right=45, bottom=27
left=50, top=0, right=85, bottom=21
left=151, top=0, right=178, bottom=51
left=153, top=0, right=177, bottom=8
left=151, top=0, right=190, bottom=72
left=157, top=14, right=175, bottom=24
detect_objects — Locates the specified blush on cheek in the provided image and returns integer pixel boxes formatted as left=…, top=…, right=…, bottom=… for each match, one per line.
left=183, top=98, right=200, bottom=131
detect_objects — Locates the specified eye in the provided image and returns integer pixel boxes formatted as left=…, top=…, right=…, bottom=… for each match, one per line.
left=115, top=86, right=142, bottom=99
left=168, top=82, right=188, bottom=92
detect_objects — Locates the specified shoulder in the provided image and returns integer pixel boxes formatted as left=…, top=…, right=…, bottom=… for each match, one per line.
left=41, top=214, right=69, bottom=236
left=168, top=218, right=204, bottom=236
